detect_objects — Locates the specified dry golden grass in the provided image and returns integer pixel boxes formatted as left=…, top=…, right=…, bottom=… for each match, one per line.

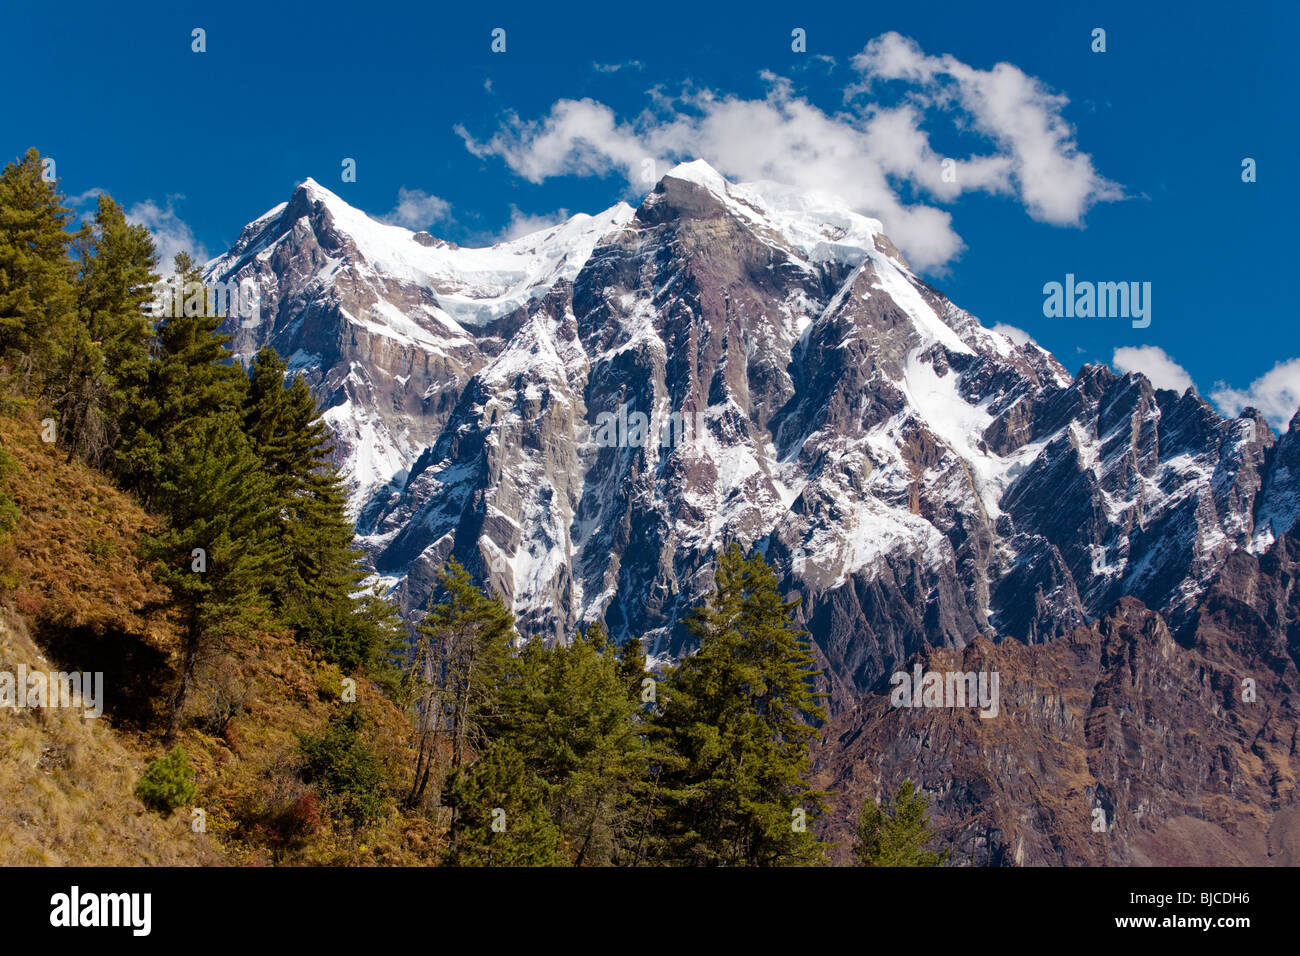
left=0, top=413, right=167, bottom=637
left=0, top=406, right=437, bottom=865
left=0, top=608, right=219, bottom=865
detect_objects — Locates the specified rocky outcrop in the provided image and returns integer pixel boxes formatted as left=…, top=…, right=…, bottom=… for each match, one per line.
left=811, top=533, right=1300, bottom=865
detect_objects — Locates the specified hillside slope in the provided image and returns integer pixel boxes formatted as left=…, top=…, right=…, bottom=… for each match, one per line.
left=0, top=407, right=430, bottom=865
left=0, top=409, right=214, bottom=863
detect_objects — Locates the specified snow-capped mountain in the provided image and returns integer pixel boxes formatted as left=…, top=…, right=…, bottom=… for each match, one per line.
left=206, top=177, right=632, bottom=505
left=207, top=161, right=1300, bottom=709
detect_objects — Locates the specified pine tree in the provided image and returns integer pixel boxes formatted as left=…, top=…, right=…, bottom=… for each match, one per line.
left=853, top=779, right=949, bottom=867
left=649, top=543, right=830, bottom=866
left=404, top=559, right=514, bottom=825
left=616, top=628, right=648, bottom=700
left=442, top=741, right=564, bottom=867
left=299, top=707, right=388, bottom=828
left=150, top=413, right=278, bottom=742
left=59, top=193, right=157, bottom=467
left=0, top=148, right=76, bottom=393
left=135, top=746, right=198, bottom=815
left=115, top=251, right=246, bottom=505
left=489, top=621, right=649, bottom=865
left=242, top=346, right=399, bottom=675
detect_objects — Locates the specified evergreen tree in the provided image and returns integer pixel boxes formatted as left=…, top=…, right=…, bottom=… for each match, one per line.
left=490, top=621, right=649, bottom=865
left=135, top=745, right=198, bottom=815
left=59, top=193, right=157, bottom=467
left=299, top=707, right=388, bottom=828
left=116, top=252, right=246, bottom=505
left=404, top=559, right=514, bottom=826
left=616, top=628, right=648, bottom=700
left=853, top=779, right=950, bottom=867
left=649, top=543, right=830, bottom=866
left=242, top=346, right=400, bottom=675
left=150, top=413, right=278, bottom=741
left=442, top=740, right=564, bottom=867
left=0, top=148, right=76, bottom=392
left=243, top=348, right=347, bottom=585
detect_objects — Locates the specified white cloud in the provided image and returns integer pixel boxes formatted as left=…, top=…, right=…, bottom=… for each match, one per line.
left=1112, top=346, right=1195, bottom=394
left=497, top=205, right=571, bottom=242
left=459, top=98, right=647, bottom=186
left=66, top=187, right=105, bottom=206
left=382, top=187, right=451, bottom=230
left=1211, top=359, right=1300, bottom=431
left=126, top=198, right=207, bottom=277
left=852, top=32, right=1122, bottom=224
left=593, top=60, right=643, bottom=73
left=991, top=322, right=1033, bottom=346
left=457, top=33, right=1119, bottom=272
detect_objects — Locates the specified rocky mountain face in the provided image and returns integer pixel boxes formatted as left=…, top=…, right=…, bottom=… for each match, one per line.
left=206, top=177, right=631, bottom=503
left=207, top=163, right=1300, bottom=716
left=812, top=530, right=1300, bottom=866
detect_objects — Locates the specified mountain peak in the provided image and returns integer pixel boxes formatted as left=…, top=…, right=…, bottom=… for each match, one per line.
left=640, top=159, right=893, bottom=277
left=297, top=178, right=340, bottom=200
left=277, top=176, right=364, bottom=243
left=662, top=158, right=730, bottom=194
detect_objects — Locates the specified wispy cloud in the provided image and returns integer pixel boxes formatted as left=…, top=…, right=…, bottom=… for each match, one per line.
left=1211, top=359, right=1300, bottom=431
left=592, top=60, right=644, bottom=74
left=991, top=323, right=1034, bottom=346
left=496, top=205, right=571, bottom=242
left=126, top=197, right=207, bottom=276
left=381, top=187, right=452, bottom=230
left=66, top=187, right=106, bottom=206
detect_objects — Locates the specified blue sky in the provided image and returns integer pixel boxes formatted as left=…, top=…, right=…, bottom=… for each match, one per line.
left=5, top=0, right=1298, bottom=426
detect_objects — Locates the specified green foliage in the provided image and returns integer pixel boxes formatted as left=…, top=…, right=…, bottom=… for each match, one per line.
left=0, top=446, right=18, bottom=542
left=244, top=347, right=352, bottom=596
left=285, top=589, right=404, bottom=683
left=615, top=626, right=647, bottom=700
left=299, top=708, right=388, bottom=827
left=404, top=550, right=837, bottom=867
left=145, top=412, right=279, bottom=740
left=114, top=252, right=246, bottom=505
left=854, top=778, right=950, bottom=867
left=0, top=148, right=76, bottom=392
left=443, top=741, right=564, bottom=867
left=489, top=620, right=650, bottom=865
left=146, top=413, right=278, bottom=625
left=58, top=193, right=157, bottom=467
left=243, top=346, right=403, bottom=679
left=649, top=543, right=830, bottom=866
left=404, top=558, right=515, bottom=811
left=0, top=446, right=20, bottom=590
left=135, top=746, right=197, bottom=815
